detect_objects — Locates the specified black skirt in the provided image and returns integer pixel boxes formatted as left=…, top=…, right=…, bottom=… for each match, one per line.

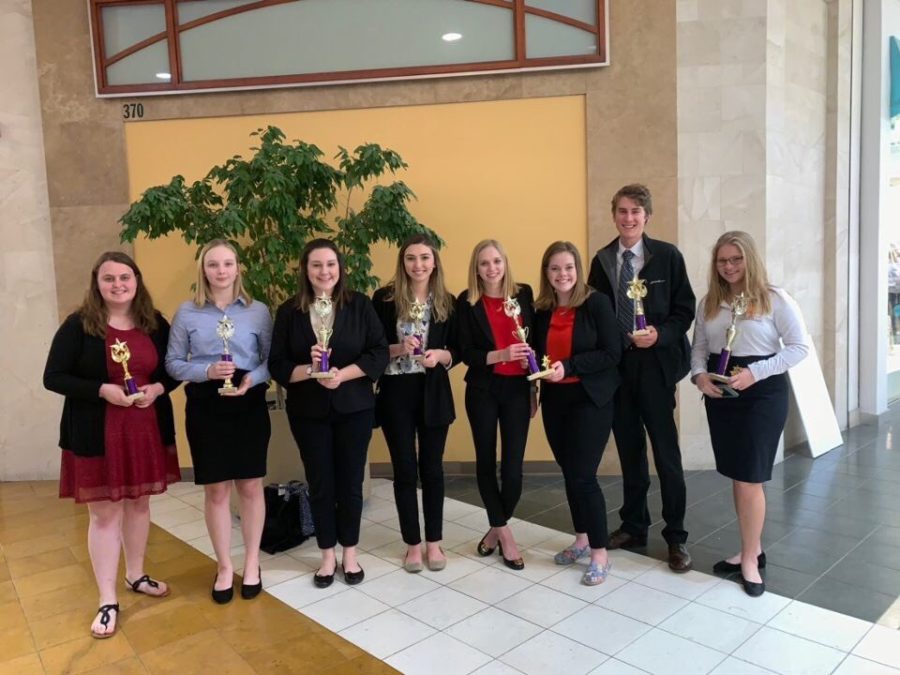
left=185, top=370, right=271, bottom=484
left=704, top=354, right=788, bottom=483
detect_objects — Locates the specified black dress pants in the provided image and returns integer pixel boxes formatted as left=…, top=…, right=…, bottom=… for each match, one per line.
left=464, top=375, right=530, bottom=527
left=542, top=383, right=613, bottom=549
left=287, top=408, right=374, bottom=549
left=612, top=349, right=688, bottom=544
left=378, top=374, right=449, bottom=544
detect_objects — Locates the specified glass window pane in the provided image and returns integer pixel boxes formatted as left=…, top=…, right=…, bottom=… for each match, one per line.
left=525, top=14, right=597, bottom=59
left=102, top=3, right=166, bottom=56
left=526, top=0, right=596, bottom=25
left=106, top=39, right=170, bottom=86
left=180, top=0, right=514, bottom=81
left=177, top=0, right=259, bottom=25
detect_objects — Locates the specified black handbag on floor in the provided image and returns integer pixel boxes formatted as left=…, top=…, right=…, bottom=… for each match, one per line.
left=260, top=480, right=315, bottom=554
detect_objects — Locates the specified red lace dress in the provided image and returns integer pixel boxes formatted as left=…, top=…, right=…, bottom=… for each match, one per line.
left=59, top=327, right=180, bottom=503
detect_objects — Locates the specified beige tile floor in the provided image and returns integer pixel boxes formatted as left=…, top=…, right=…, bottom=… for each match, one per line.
left=0, top=481, right=396, bottom=674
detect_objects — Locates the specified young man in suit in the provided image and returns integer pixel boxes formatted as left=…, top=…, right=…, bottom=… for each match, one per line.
left=587, top=184, right=696, bottom=572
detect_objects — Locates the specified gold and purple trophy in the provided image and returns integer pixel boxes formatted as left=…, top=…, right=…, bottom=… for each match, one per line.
left=502, top=296, right=553, bottom=382
left=708, top=292, right=749, bottom=396
left=216, top=315, right=238, bottom=395
left=626, top=276, right=650, bottom=335
left=110, top=338, right=144, bottom=402
left=409, top=298, right=427, bottom=362
left=310, top=293, right=335, bottom=379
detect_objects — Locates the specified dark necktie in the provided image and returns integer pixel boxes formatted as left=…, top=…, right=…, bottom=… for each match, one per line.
left=617, top=250, right=635, bottom=336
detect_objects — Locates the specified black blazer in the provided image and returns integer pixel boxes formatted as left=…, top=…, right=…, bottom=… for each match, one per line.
left=269, top=292, right=389, bottom=420
left=533, top=292, right=621, bottom=409
left=456, top=284, right=534, bottom=390
left=371, top=287, right=459, bottom=427
left=588, top=235, right=695, bottom=389
left=43, top=312, right=179, bottom=458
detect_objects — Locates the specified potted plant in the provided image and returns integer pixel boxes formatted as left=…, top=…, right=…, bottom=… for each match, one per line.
left=120, top=125, right=439, bottom=488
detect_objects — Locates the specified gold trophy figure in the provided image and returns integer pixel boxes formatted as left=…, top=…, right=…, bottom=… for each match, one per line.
left=408, top=298, right=427, bottom=362
left=708, top=292, right=749, bottom=396
left=626, top=276, right=650, bottom=335
left=502, top=296, right=552, bottom=381
left=110, top=338, right=145, bottom=401
left=310, top=293, right=336, bottom=379
left=216, top=315, right=238, bottom=395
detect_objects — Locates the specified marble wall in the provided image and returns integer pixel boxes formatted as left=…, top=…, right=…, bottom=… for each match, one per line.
left=0, top=0, right=62, bottom=479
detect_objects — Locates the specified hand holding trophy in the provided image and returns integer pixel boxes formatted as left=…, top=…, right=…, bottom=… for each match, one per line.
left=310, top=293, right=336, bottom=379
left=707, top=292, right=749, bottom=397
left=408, top=298, right=427, bottom=362
left=110, top=338, right=145, bottom=402
left=502, top=296, right=553, bottom=382
left=626, top=276, right=650, bottom=335
left=216, top=315, right=238, bottom=395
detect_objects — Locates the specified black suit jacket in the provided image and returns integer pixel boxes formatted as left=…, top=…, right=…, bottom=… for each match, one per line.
left=456, top=284, right=534, bottom=390
left=588, top=235, right=695, bottom=389
left=269, top=292, right=389, bottom=420
left=371, top=287, right=459, bottom=427
left=533, top=292, right=621, bottom=409
left=43, top=312, right=179, bottom=458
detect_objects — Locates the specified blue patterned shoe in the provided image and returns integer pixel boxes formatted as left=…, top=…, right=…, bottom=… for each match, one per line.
left=554, top=543, right=590, bottom=565
left=582, top=560, right=612, bottom=586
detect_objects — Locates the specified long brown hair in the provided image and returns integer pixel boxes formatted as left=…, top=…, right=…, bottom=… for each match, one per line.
left=703, top=231, right=772, bottom=320
left=385, top=234, right=454, bottom=323
left=79, top=251, right=158, bottom=337
left=465, top=239, right=519, bottom=304
left=294, top=239, right=351, bottom=312
left=194, top=239, right=252, bottom=307
left=534, top=241, right=593, bottom=310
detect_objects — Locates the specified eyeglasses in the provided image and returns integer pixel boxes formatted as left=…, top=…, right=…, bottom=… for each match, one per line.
left=716, top=255, right=744, bottom=267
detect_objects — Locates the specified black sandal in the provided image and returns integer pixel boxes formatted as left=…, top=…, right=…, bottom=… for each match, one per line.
left=90, top=603, right=119, bottom=639
left=125, top=574, right=170, bottom=597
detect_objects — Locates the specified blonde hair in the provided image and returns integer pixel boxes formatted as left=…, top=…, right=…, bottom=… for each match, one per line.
left=534, top=241, right=593, bottom=310
left=703, top=231, right=772, bottom=320
left=194, top=239, right=252, bottom=307
left=465, top=239, right=519, bottom=304
left=386, top=234, right=454, bottom=323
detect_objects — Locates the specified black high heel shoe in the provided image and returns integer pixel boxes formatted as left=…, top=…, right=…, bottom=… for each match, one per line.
left=241, top=566, right=262, bottom=600
left=476, top=532, right=497, bottom=557
left=498, top=542, right=525, bottom=571
left=211, top=574, right=234, bottom=605
left=712, top=552, right=766, bottom=574
left=740, top=574, right=765, bottom=597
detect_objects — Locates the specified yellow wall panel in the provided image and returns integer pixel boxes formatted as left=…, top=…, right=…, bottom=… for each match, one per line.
left=125, top=96, right=587, bottom=466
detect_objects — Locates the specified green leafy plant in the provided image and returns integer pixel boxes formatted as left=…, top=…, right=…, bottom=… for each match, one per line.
left=120, top=126, right=439, bottom=311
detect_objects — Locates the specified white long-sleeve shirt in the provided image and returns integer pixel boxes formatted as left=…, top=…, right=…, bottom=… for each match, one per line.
left=690, top=287, right=809, bottom=383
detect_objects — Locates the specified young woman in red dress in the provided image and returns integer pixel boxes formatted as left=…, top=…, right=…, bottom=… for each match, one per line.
left=44, top=252, right=180, bottom=639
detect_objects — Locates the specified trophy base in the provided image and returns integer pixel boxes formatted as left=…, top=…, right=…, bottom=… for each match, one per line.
left=125, top=392, right=145, bottom=403
left=527, top=368, right=555, bottom=382
left=218, top=386, right=239, bottom=396
left=707, top=373, right=731, bottom=384
left=706, top=373, right=738, bottom=398
left=309, top=371, right=336, bottom=379
left=411, top=354, right=426, bottom=363
left=632, top=328, right=650, bottom=336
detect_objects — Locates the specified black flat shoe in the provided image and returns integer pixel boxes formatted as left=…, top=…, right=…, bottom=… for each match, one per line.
left=343, top=565, right=365, bottom=585
left=476, top=532, right=496, bottom=557
left=498, top=543, right=525, bottom=571
left=313, top=570, right=335, bottom=588
left=241, top=566, right=262, bottom=600
left=211, top=575, right=234, bottom=605
left=740, top=575, right=765, bottom=597
left=713, top=552, right=767, bottom=574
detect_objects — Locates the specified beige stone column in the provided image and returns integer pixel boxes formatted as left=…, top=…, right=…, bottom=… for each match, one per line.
left=0, top=0, right=62, bottom=479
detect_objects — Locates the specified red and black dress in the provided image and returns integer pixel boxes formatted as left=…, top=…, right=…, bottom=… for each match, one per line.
left=45, top=314, right=181, bottom=504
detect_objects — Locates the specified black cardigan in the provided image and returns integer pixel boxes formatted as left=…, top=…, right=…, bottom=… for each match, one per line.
left=588, top=235, right=696, bottom=389
left=533, top=292, right=621, bottom=409
left=371, top=286, right=459, bottom=427
left=43, top=312, right=179, bottom=458
left=456, top=284, right=534, bottom=390
left=268, top=292, right=389, bottom=420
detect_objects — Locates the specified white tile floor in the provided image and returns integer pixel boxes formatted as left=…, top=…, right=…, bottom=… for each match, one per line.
left=151, top=479, right=900, bottom=675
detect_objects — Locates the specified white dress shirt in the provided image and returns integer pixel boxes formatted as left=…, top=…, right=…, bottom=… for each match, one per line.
left=616, top=239, right=645, bottom=281
left=690, top=287, right=809, bottom=383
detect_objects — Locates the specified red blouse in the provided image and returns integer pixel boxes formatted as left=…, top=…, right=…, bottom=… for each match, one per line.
left=547, top=307, right=580, bottom=384
left=482, top=295, right=526, bottom=377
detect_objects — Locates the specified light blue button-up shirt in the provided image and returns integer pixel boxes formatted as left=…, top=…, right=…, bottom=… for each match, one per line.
left=166, top=298, right=273, bottom=385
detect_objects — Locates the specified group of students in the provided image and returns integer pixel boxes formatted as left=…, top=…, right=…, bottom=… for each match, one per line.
left=43, top=183, right=809, bottom=639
